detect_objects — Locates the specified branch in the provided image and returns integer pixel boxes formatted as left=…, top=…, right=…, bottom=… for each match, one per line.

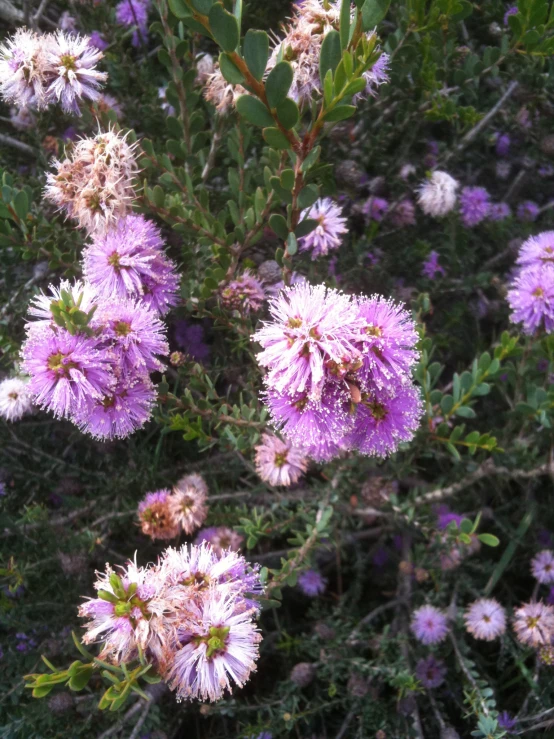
left=0, top=134, right=37, bottom=157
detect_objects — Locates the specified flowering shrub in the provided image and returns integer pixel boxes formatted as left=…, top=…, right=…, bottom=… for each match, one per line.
left=2, top=0, right=554, bottom=737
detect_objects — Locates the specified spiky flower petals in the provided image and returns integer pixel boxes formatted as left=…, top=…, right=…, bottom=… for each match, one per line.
left=464, top=598, right=506, bottom=641
left=415, top=656, right=447, bottom=689
left=507, top=264, right=554, bottom=334
left=169, top=479, right=208, bottom=536
left=459, top=186, right=491, bottom=227
left=165, top=591, right=261, bottom=702
left=513, top=601, right=554, bottom=646
left=298, top=198, right=348, bottom=259
left=83, top=214, right=179, bottom=316
left=517, top=231, right=554, bottom=268
left=220, top=271, right=266, bottom=315
left=0, top=29, right=47, bottom=109
left=417, top=171, right=459, bottom=217
left=254, top=433, right=308, bottom=487
left=0, top=377, right=33, bottom=422
left=531, top=550, right=554, bottom=584
left=44, top=129, right=138, bottom=235
left=138, top=489, right=180, bottom=541
left=410, top=605, right=449, bottom=645
left=195, top=527, right=244, bottom=556
left=43, top=32, right=107, bottom=115
left=298, top=569, right=327, bottom=597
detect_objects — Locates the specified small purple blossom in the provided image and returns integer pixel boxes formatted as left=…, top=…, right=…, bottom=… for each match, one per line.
left=489, top=202, right=512, bottom=221
left=531, top=550, right=554, bottom=584
left=390, top=199, right=416, bottom=228
left=372, top=547, right=389, bottom=568
left=507, top=264, right=554, bottom=334
left=464, top=598, right=507, bottom=641
left=459, top=186, right=491, bottom=227
left=415, top=656, right=447, bottom=688
left=363, top=196, right=389, bottom=222
left=298, top=569, right=327, bottom=597
left=495, top=132, right=511, bottom=157
left=498, top=711, right=517, bottom=734
left=410, top=605, right=449, bottom=645
left=115, top=0, right=151, bottom=47
left=504, top=5, right=518, bottom=25
left=298, top=198, right=348, bottom=259
left=436, top=507, right=463, bottom=531
left=517, top=200, right=540, bottom=222
left=422, top=251, right=445, bottom=279
left=174, top=320, right=210, bottom=363
left=89, top=31, right=108, bottom=51
left=518, top=232, right=554, bottom=267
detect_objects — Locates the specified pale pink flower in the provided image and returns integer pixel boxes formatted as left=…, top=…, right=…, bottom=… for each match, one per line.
left=464, top=598, right=506, bottom=641
left=138, top=489, right=180, bottom=541
left=410, top=605, right=449, bottom=645
left=255, top=433, right=308, bottom=487
left=169, top=478, right=208, bottom=536
left=196, top=526, right=244, bottom=556
left=0, top=29, right=47, bottom=109
left=531, top=550, right=554, bottom=584
left=513, top=601, right=554, bottom=647
left=0, top=377, right=33, bottom=421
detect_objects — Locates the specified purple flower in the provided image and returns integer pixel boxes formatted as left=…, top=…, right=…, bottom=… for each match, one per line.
left=89, top=32, right=108, bottom=52
left=254, top=433, right=308, bottom=487
left=459, top=186, right=491, bottom=226
left=220, top=272, right=266, bottom=314
left=390, top=199, right=416, bottom=228
left=115, top=0, right=151, bottom=47
left=531, top=550, right=554, bottom=584
left=507, top=264, right=554, bottom=334
left=174, top=321, right=210, bottom=362
left=495, top=132, right=511, bottom=157
left=83, top=214, right=179, bottom=316
left=498, top=711, right=517, bottom=733
left=436, top=507, right=463, bottom=531
left=297, top=569, right=327, bottom=597
left=0, top=482, right=6, bottom=497
left=0, top=29, right=46, bottom=109
left=518, top=232, right=554, bottom=267
left=415, top=656, right=447, bottom=688
left=489, top=202, right=512, bottom=221
left=372, top=547, right=389, bottom=568
left=363, top=196, right=389, bottom=222
left=21, top=329, right=114, bottom=420
left=503, top=5, right=518, bottom=25
left=422, top=251, right=445, bottom=279
left=43, top=32, right=107, bottom=116
left=74, top=375, right=156, bottom=440
left=359, top=51, right=390, bottom=98
left=464, top=598, right=507, bottom=641
left=410, top=605, right=449, bottom=645
left=298, top=198, right=348, bottom=259
left=517, top=200, right=540, bottom=222
left=344, top=383, right=423, bottom=458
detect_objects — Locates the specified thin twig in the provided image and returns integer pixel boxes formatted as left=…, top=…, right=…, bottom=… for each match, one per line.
left=334, top=707, right=357, bottom=739
left=0, top=134, right=37, bottom=157
left=128, top=698, right=153, bottom=739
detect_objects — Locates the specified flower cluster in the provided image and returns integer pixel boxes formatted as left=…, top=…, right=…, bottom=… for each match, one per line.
left=298, top=198, right=348, bottom=259
left=253, top=283, right=422, bottom=462
left=138, top=474, right=208, bottom=540
left=508, top=231, right=554, bottom=334
left=20, top=276, right=169, bottom=440
left=45, top=129, right=139, bottom=234
left=79, top=542, right=263, bottom=701
left=0, top=28, right=106, bottom=115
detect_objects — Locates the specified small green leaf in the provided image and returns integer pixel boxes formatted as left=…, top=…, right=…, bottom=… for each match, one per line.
left=361, top=0, right=391, bottom=30
left=295, top=218, right=319, bottom=237
left=168, top=0, right=191, bottom=18
left=13, top=190, right=28, bottom=221
left=286, top=232, right=298, bottom=256
left=280, top=169, right=295, bottom=191
left=266, top=62, right=293, bottom=108
left=455, top=406, right=476, bottom=419
left=297, top=184, right=319, bottom=210
left=323, top=104, right=356, bottom=122
left=276, top=98, right=299, bottom=129
left=68, top=667, right=93, bottom=691
left=191, top=0, right=214, bottom=13
left=340, top=0, right=351, bottom=49
left=262, top=127, right=291, bottom=150
left=243, top=30, right=269, bottom=80
left=319, top=30, right=342, bottom=86
left=208, top=3, right=239, bottom=52
left=478, top=533, right=500, bottom=547
left=301, top=146, right=321, bottom=172
left=235, top=95, right=274, bottom=127
left=219, top=52, right=245, bottom=84
left=269, top=214, right=289, bottom=240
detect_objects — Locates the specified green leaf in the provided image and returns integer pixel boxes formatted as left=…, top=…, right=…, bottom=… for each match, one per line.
left=262, top=127, right=291, bottom=150
left=323, top=104, right=356, bottom=122
left=208, top=3, right=239, bottom=52
left=68, top=667, right=93, bottom=691
left=280, top=169, right=295, bottom=191
left=191, top=0, right=213, bottom=13
left=243, top=30, right=269, bottom=81
left=319, top=30, right=342, bottom=86
left=219, top=52, right=245, bottom=83
left=286, top=232, right=298, bottom=256
left=235, top=95, right=274, bottom=127
left=361, top=0, right=391, bottom=30
left=32, top=686, right=54, bottom=698
left=455, top=406, right=476, bottom=419
left=297, top=184, right=319, bottom=210
left=276, top=98, right=299, bottom=129
left=266, top=62, right=293, bottom=108
left=340, top=0, right=351, bottom=49
left=301, top=146, right=321, bottom=172
left=168, top=0, right=191, bottom=18
left=295, top=218, right=318, bottom=237
left=269, top=214, right=289, bottom=240
left=13, top=190, right=28, bottom=221
left=478, top=533, right=500, bottom=547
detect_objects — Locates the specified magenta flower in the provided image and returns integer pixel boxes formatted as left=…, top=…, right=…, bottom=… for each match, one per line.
left=459, top=186, right=491, bottom=227
left=507, top=264, right=554, bottom=334
left=298, top=569, right=327, bottom=597
left=517, top=231, right=554, bottom=267
left=254, top=433, right=308, bottom=487
left=138, top=488, right=180, bottom=540
left=421, top=250, right=445, bottom=279
left=498, top=712, right=517, bottom=734
left=489, top=202, right=512, bottom=221
left=436, top=507, right=463, bottom=531
left=115, top=0, right=150, bottom=47
left=363, top=196, right=389, bottom=222
left=415, top=656, right=447, bottom=688
left=360, top=50, right=390, bottom=97
left=220, top=271, right=265, bottom=314
left=410, top=605, right=449, bottom=645
left=95, top=298, right=168, bottom=375
left=517, top=200, right=540, bottom=222
left=89, top=32, right=108, bottom=52
left=531, top=550, right=554, bottom=584
left=298, top=198, right=348, bottom=259
left=21, top=329, right=114, bottom=419
left=74, top=375, right=156, bottom=440
left=464, top=598, right=506, bottom=641
left=43, top=32, right=107, bottom=115
left=495, top=132, right=511, bottom=157
left=165, top=591, right=261, bottom=702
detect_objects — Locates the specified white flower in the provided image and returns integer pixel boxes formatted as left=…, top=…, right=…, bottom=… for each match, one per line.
left=0, top=377, right=33, bottom=421
left=417, top=171, right=459, bottom=217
